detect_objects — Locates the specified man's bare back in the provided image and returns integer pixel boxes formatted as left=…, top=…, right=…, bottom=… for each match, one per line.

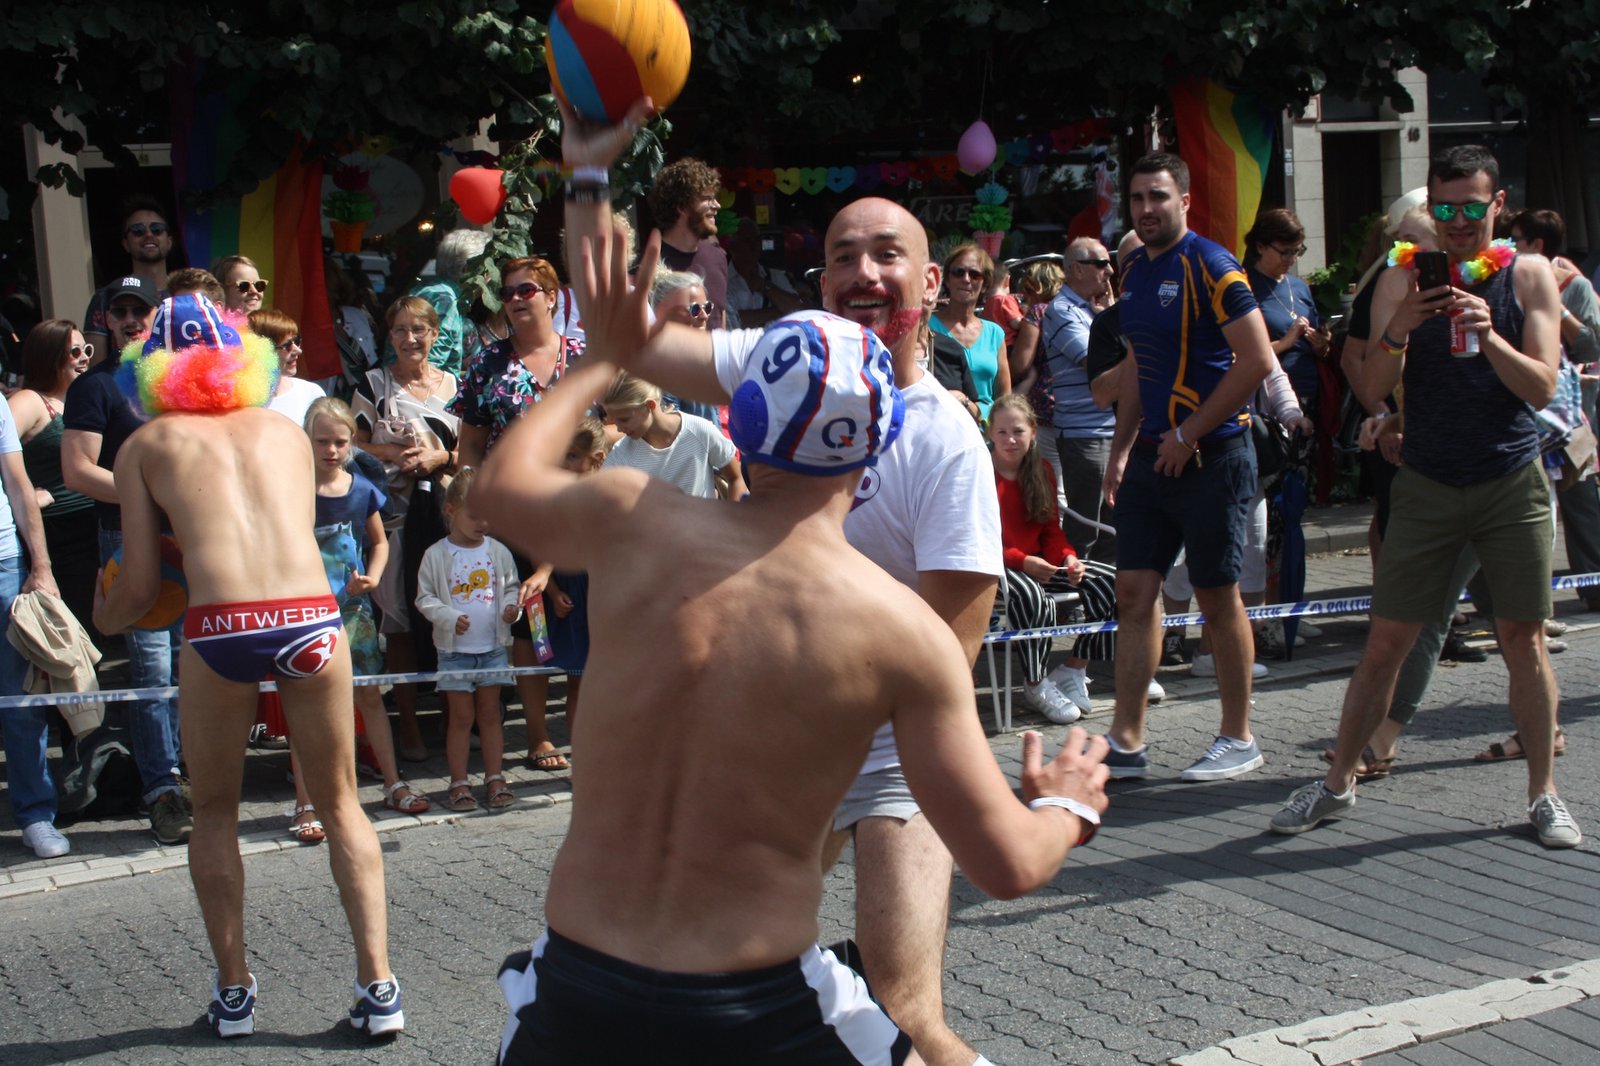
left=113, top=408, right=330, bottom=607
left=545, top=474, right=976, bottom=972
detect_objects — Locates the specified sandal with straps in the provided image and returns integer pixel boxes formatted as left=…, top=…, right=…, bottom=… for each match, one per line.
left=446, top=779, right=478, bottom=813
left=383, top=780, right=432, bottom=814
left=484, top=774, right=517, bottom=811
left=288, top=804, right=325, bottom=845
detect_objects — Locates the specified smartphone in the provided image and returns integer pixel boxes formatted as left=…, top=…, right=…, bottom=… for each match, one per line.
left=1414, top=250, right=1451, bottom=294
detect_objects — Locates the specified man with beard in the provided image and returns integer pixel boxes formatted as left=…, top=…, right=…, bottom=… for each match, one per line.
left=1273, top=145, right=1580, bottom=847
left=554, top=104, right=1014, bottom=1066
left=1100, top=152, right=1275, bottom=783
left=82, top=197, right=174, bottom=363
left=649, top=157, right=729, bottom=328
left=61, top=275, right=194, bottom=846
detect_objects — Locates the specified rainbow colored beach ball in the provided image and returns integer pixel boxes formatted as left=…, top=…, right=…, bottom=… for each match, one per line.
left=547, top=0, right=692, bottom=124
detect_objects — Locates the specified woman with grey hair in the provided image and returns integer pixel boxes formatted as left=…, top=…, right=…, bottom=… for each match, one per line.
left=646, top=269, right=721, bottom=422
left=406, top=228, right=491, bottom=377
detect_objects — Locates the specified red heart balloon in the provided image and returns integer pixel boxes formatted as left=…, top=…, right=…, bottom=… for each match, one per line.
left=450, top=167, right=507, bottom=225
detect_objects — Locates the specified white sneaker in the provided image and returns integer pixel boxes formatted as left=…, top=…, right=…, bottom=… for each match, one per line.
left=1147, top=678, right=1166, bottom=703
left=1046, top=665, right=1093, bottom=714
left=1189, top=653, right=1269, bottom=680
left=1022, top=680, right=1081, bottom=724
left=1298, top=620, right=1322, bottom=638
left=21, top=822, right=70, bottom=859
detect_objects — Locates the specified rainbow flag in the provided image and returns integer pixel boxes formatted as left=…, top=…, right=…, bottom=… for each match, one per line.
left=1170, top=79, right=1277, bottom=261
left=171, top=74, right=337, bottom=378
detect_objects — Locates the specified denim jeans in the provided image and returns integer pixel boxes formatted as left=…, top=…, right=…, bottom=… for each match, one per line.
left=98, top=528, right=182, bottom=803
left=0, top=554, right=55, bottom=829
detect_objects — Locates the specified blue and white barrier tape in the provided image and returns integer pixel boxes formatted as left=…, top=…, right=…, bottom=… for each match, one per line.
left=984, top=571, right=1600, bottom=645
left=0, top=665, right=563, bottom=711
left=3, top=573, right=1596, bottom=709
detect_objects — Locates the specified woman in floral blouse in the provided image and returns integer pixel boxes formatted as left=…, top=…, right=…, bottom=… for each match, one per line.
left=449, top=255, right=584, bottom=771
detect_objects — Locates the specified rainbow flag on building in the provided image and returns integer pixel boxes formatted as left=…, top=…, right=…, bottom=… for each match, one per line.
left=1170, top=79, right=1277, bottom=261
left=171, top=74, right=338, bottom=378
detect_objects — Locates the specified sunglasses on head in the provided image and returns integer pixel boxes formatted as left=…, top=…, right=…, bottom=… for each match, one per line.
left=69, top=343, right=95, bottom=360
left=236, top=279, right=269, bottom=295
left=500, top=281, right=553, bottom=302
left=687, top=301, right=716, bottom=318
left=1074, top=257, right=1113, bottom=269
left=125, top=222, right=169, bottom=238
left=1429, top=201, right=1492, bottom=222
left=948, top=267, right=986, bottom=281
left=107, top=304, right=150, bottom=320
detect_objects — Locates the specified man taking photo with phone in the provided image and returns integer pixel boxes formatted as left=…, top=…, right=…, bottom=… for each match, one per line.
left=1271, top=144, right=1580, bottom=848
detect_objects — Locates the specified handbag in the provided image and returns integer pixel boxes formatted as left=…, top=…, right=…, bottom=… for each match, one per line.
left=370, top=369, right=438, bottom=481
left=1251, top=411, right=1291, bottom=481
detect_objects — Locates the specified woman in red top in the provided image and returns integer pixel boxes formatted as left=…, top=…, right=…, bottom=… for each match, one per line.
left=989, top=394, right=1111, bottom=721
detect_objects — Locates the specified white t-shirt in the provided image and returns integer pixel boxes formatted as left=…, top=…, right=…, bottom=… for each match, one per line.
left=713, top=329, right=1003, bottom=773
left=446, top=540, right=501, bottom=654
left=267, top=377, right=326, bottom=429
left=605, top=411, right=735, bottom=500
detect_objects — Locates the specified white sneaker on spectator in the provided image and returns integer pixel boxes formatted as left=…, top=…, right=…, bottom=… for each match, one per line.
left=1045, top=665, right=1094, bottom=714
left=21, top=822, right=69, bottom=859
left=1021, top=680, right=1081, bottom=724
left=1147, top=678, right=1166, bottom=703
left=1190, top=653, right=1268, bottom=680
left=1298, top=620, right=1323, bottom=638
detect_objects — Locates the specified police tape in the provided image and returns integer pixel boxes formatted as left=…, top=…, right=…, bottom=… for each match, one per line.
left=2, top=573, right=1596, bottom=710
left=984, top=571, right=1600, bottom=646
left=0, top=665, right=565, bottom=711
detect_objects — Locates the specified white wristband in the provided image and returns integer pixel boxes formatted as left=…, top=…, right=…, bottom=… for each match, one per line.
left=1029, top=796, right=1101, bottom=844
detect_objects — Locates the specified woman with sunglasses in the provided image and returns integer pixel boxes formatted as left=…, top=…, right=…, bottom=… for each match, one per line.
left=7, top=320, right=97, bottom=634
left=1245, top=208, right=1328, bottom=413
left=932, top=243, right=1011, bottom=421
left=450, top=256, right=585, bottom=773
left=249, top=308, right=327, bottom=428
left=646, top=270, right=722, bottom=423
left=212, top=255, right=269, bottom=317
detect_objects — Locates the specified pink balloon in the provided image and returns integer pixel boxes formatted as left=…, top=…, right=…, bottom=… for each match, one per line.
left=957, top=120, right=997, bottom=175
left=450, top=167, right=507, bottom=225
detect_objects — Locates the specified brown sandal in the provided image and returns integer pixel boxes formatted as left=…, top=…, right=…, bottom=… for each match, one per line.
left=1320, top=746, right=1397, bottom=781
left=1474, top=728, right=1566, bottom=762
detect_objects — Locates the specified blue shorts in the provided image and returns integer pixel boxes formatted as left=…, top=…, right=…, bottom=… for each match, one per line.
left=1114, top=434, right=1256, bottom=588
left=436, top=647, right=513, bottom=692
left=183, top=597, right=343, bottom=683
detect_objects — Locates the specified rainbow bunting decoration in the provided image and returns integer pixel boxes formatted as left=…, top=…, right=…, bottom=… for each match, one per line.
left=170, top=72, right=338, bottom=379
left=1170, top=79, right=1277, bottom=261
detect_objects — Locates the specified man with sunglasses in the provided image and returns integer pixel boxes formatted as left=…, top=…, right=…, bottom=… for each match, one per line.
left=1273, top=144, right=1580, bottom=848
left=1043, top=237, right=1119, bottom=566
left=61, top=274, right=193, bottom=845
left=82, top=196, right=173, bottom=364
left=649, top=157, right=729, bottom=329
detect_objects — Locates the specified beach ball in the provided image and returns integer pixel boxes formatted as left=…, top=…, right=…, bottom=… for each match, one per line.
left=102, top=535, right=188, bottom=630
left=546, top=0, right=692, bottom=124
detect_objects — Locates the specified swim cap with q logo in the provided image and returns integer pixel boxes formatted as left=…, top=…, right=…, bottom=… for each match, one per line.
left=728, top=311, right=904, bottom=476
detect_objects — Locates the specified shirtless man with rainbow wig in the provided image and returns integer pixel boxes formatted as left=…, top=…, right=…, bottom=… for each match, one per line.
left=94, top=293, right=403, bottom=1040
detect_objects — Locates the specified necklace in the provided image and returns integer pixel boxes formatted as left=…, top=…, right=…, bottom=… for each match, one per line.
left=1387, top=239, right=1516, bottom=288
left=1262, top=271, right=1299, bottom=323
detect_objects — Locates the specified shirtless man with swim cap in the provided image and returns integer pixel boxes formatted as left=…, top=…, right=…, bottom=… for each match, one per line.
left=93, top=294, right=403, bottom=1041
left=480, top=219, right=1110, bottom=1064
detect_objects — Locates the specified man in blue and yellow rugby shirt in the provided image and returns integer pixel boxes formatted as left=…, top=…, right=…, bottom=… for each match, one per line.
left=1100, top=152, right=1276, bottom=782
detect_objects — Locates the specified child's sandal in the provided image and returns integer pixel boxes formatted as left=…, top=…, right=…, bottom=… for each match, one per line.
left=484, top=774, right=516, bottom=811
left=446, top=779, right=478, bottom=812
left=383, top=780, right=432, bottom=814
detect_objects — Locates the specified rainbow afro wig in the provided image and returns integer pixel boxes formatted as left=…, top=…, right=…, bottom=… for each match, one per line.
left=118, top=293, right=279, bottom=415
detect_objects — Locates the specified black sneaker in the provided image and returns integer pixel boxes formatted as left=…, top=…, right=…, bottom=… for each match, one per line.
left=150, top=790, right=193, bottom=846
left=1439, top=632, right=1487, bottom=663
left=1160, top=631, right=1188, bottom=666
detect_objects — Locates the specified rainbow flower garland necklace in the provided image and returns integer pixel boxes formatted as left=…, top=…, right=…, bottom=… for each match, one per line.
left=1387, top=238, right=1516, bottom=287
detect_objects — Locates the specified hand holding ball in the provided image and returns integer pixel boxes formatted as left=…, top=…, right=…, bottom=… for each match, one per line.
left=546, top=0, right=691, bottom=125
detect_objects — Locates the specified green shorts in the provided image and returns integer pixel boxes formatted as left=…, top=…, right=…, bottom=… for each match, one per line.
left=1372, top=461, right=1552, bottom=623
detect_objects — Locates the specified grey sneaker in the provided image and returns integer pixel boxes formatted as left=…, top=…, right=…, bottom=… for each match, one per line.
left=1181, top=736, right=1264, bottom=781
left=150, top=790, right=194, bottom=846
left=1529, top=793, right=1581, bottom=849
left=1271, top=781, right=1355, bottom=834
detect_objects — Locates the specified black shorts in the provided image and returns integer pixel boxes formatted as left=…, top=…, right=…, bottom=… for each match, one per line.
left=497, top=929, right=913, bottom=1065
left=1114, top=434, right=1256, bottom=588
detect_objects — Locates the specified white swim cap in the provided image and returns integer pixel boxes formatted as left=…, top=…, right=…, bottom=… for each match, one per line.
left=728, top=311, right=904, bottom=476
